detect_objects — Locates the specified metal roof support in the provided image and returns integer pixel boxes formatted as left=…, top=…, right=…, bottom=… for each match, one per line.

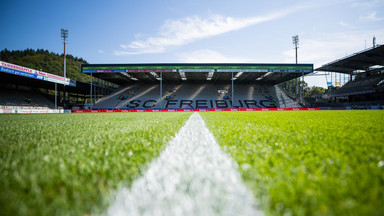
left=160, top=72, right=163, bottom=109
left=231, top=71, right=234, bottom=108
left=302, top=71, right=304, bottom=104
left=55, top=83, right=57, bottom=109
left=95, top=80, right=97, bottom=103
left=90, top=72, right=93, bottom=109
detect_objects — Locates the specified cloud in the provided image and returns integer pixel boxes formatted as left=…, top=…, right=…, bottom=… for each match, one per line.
left=338, top=21, right=356, bottom=28
left=282, top=30, right=384, bottom=68
left=177, top=50, right=251, bottom=63
left=98, top=50, right=104, bottom=54
left=116, top=3, right=317, bottom=55
left=281, top=29, right=384, bottom=87
left=351, top=0, right=381, bottom=9
left=360, top=11, right=384, bottom=21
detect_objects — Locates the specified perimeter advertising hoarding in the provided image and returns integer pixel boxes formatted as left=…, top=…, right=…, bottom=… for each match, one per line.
left=0, top=109, right=63, bottom=114
left=0, top=61, right=76, bottom=87
left=73, top=108, right=320, bottom=113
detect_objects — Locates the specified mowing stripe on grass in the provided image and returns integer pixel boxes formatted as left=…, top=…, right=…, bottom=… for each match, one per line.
left=106, top=112, right=263, bottom=216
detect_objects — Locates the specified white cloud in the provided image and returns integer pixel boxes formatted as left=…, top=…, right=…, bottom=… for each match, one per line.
left=177, top=50, right=251, bottom=63
left=351, top=0, right=381, bottom=9
left=116, top=3, right=318, bottom=55
left=282, top=30, right=384, bottom=87
left=360, top=11, right=384, bottom=21
left=283, top=30, right=384, bottom=67
left=338, top=21, right=356, bottom=28
left=98, top=50, right=104, bottom=54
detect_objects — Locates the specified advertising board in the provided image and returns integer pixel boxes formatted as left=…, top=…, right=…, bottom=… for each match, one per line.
left=0, top=61, right=76, bottom=87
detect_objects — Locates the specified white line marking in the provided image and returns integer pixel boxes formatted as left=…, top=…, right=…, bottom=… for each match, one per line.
left=106, top=112, right=263, bottom=216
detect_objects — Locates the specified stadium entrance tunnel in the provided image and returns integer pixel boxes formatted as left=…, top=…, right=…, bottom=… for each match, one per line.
left=126, top=99, right=276, bottom=109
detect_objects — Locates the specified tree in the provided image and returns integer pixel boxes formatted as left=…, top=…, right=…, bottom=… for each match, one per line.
left=324, top=85, right=341, bottom=94
left=0, top=48, right=90, bottom=82
left=304, top=86, right=326, bottom=98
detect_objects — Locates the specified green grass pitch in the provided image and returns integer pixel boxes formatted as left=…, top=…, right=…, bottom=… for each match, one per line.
left=200, top=110, right=384, bottom=216
left=0, top=112, right=191, bottom=215
left=1, top=110, right=383, bottom=215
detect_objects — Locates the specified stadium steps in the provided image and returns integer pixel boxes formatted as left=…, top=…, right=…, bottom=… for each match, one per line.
left=268, top=85, right=301, bottom=108
left=0, top=89, right=55, bottom=109
left=89, top=84, right=302, bottom=109
left=116, top=85, right=161, bottom=109
left=332, top=75, right=383, bottom=96
left=93, top=85, right=136, bottom=109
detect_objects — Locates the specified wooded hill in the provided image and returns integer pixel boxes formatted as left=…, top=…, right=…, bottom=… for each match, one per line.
left=0, top=48, right=90, bottom=83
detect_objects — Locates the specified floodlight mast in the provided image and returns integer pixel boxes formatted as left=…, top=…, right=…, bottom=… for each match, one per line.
left=61, top=29, right=68, bottom=108
left=292, top=35, right=305, bottom=105
left=292, top=35, right=299, bottom=101
left=61, top=29, right=68, bottom=78
left=292, top=35, right=299, bottom=64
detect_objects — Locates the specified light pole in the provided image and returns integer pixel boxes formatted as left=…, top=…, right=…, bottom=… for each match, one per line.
left=292, top=35, right=299, bottom=64
left=292, top=35, right=301, bottom=102
left=61, top=29, right=68, bottom=78
left=61, top=29, right=68, bottom=107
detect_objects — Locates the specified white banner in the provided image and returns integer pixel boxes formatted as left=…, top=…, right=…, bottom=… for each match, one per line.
left=0, top=61, right=75, bottom=86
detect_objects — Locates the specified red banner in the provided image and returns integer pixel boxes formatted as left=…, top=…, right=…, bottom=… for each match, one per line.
left=73, top=108, right=320, bottom=113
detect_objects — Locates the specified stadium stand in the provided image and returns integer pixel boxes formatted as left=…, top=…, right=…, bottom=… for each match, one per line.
left=1, top=60, right=312, bottom=111
left=173, top=84, right=218, bottom=101
left=0, top=88, right=55, bottom=109
left=314, top=44, right=384, bottom=109
left=92, top=83, right=300, bottom=109
left=82, top=63, right=313, bottom=110
left=307, top=73, right=384, bottom=109
left=331, top=75, right=383, bottom=97
left=268, top=86, right=301, bottom=108
left=116, top=84, right=162, bottom=109
left=93, top=85, right=139, bottom=109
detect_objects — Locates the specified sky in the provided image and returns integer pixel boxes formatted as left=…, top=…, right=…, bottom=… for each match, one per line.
left=1, top=0, right=384, bottom=87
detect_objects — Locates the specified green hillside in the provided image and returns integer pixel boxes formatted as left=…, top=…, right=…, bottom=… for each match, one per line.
left=0, top=48, right=90, bottom=83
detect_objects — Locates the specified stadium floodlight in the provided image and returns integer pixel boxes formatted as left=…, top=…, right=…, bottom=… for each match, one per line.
left=61, top=29, right=68, bottom=78
left=120, top=72, right=130, bottom=77
left=292, top=35, right=300, bottom=100
left=207, top=71, right=214, bottom=80
left=120, top=72, right=138, bottom=81
left=179, top=71, right=187, bottom=80
left=256, top=72, right=272, bottom=80
left=292, top=35, right=299, bottom=64
left=61, top=28, right=68, bottom=107
left=233, top=71, right=243, bottom=80
left=150, top=72, right=161, bottom=80
left=235, top=72, right=243, bottom=78
left=150, top=72, right=159, bottom=78
left=61, top=29, right=68, bottom=39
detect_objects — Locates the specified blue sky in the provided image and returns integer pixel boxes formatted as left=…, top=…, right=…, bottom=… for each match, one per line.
left=1, top=0, right=384, bottom=87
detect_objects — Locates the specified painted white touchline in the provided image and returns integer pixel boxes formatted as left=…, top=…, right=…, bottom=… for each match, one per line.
left=106, top=112, right=264, bottom=216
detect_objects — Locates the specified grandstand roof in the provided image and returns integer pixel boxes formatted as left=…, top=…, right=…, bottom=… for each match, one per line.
left=81, top=63, right=313, bottom=85
left=315, top=45, right=384, bottom=74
